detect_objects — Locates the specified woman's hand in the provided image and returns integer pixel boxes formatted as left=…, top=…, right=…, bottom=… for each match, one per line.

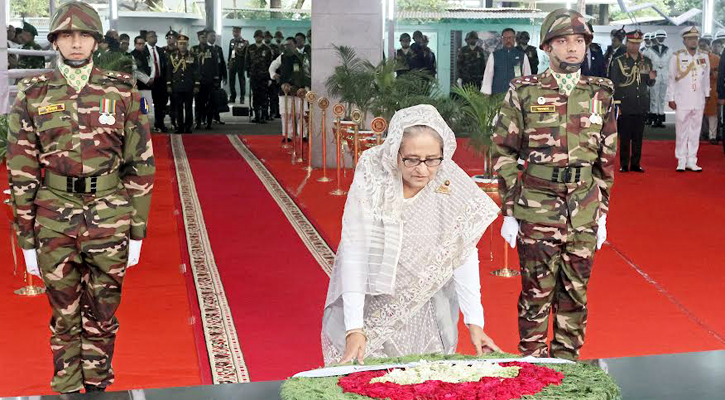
left=339, top=331, right=366, bottom=365
left=468, top=325, right=501, bottom=356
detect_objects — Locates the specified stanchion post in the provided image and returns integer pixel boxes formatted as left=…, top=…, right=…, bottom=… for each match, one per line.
left=317, top=97, right=332, bottom=183
left=296, top=89, right=305, bottom=164
left=351, top=109, right=362, bottom=167
left=330, top=104, right=347, bottom=196
left=304, top=91, right=317, bottom=172
left=281, top=84, right=291, bottom=150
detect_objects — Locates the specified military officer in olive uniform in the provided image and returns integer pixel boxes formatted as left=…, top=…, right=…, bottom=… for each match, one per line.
left=246, top=30, right=273, bottom=123
left=7, top=2, right=155, bottom=393
left=516, top=31, right=540, bottom=75
left=491, top=8, right=617, bottom=361
left=228, top=26, right=247, bottom=104
left=167, top=33, right=199, bottom=134
left=18, top=22, right=45, bottom=69
left=396, top=33, right=414, bottom=76
left=456, top=31, right=488, bottom=90
left=610, top=30, right=656, bottom=173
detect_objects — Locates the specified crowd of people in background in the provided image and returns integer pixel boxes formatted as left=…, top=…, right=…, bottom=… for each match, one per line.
left=6, top=23, right=312, bottom=134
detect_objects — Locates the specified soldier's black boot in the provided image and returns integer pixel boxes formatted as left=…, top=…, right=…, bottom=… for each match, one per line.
left=84, top=385, right=106, bottom=392
left=261, top=110, right=269, bottom=124
left=253, top=108, right=262, bottom=123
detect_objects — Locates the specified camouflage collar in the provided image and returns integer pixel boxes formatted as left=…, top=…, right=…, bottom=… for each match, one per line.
left=539, top=69, right=559, bottom=90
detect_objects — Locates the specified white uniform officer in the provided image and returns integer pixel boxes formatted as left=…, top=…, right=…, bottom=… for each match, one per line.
left=666, top=26, right=711, bottom=172
left=650, top=30, right=671, bottom=127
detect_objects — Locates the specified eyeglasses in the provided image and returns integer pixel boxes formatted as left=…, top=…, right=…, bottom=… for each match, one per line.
left=399, top=154, right=444, bottom=168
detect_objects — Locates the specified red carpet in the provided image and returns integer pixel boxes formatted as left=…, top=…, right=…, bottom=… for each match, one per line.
left=241, top=135, right=725, bottom=360
left=0, top=136, right=203, bottom=396
left=179, top=135, right=329, bottom=381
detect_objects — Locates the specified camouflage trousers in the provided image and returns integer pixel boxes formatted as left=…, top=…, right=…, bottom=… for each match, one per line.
left=35, top=222, right=129, bottom=393
left=516, top=221, right=597, bottom=361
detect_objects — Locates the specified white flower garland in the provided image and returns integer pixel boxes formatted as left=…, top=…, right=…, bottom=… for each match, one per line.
left=370, top=360, right=521, bottom=385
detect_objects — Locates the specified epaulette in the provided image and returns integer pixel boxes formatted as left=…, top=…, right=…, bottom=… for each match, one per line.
left=511, top=74, right=540, bottom=88
left=673, top=49, right=685, bottom=55
left=585, top=76, right=614, bottom=92
left=18, top=72, right=52, bottom=92
left=103, top=70, right=133, bottom=86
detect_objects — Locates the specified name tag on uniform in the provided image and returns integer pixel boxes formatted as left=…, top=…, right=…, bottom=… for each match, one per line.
left=38, top=104, right=65, bottom=115
left=697, top=58, right=706, bottom=65
left=530, top=105, right=556, bottom=113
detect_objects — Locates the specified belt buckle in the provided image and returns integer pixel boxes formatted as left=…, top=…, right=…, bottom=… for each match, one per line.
left=66, top=177, right=85, bottom=193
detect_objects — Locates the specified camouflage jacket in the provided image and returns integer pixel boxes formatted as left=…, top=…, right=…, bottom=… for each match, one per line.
left=18, top=42, right=45, bottom=69
left=7, top=67, right=155, bottom=250
left=456, top=45, right=488, bottom=84
left=245, top=43, right=273, bottom=78
left=491, top=69, right=617, bottom=229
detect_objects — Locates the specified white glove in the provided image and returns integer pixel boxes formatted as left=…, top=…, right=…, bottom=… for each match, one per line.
left=596, top=215, right=607, bottom=250
left=22, top=248, right=41, bottom=277
left=501, top=216, right=519, bottom=248
left=457, top=78, right=463, bottom=86
left=127, top=240, right=143, bottom=268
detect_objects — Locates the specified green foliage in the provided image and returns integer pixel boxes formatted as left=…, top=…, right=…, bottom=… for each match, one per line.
left=451, top=85, right=505, bottom=176
left=326, top=46, right=463, bottom=129
left=610, top=0, right=725, bottom=24
left=0, top=114, right=8, bottom=162
left=10, top=0, right=50, bottom=17
left=397, top=0, right=452, bottom=12
left=451, top=85, right=504, bottom=150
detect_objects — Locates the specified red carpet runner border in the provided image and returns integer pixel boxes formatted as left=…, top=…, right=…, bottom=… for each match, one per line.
left=228, top=135, right=336, bottom=276
left=170, top=135, right=250, bottom=383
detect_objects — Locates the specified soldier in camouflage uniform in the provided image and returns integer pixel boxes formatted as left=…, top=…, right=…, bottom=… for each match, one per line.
left=18, top=22, right=45, bottom=69
left=7, top=2, right=155, bottom=393
left=265, top=31, right=281, bottom=119
left=246, top=30, right=273, bottom=123
left=456, top=31, right=488, bottom=90
left=516, top=31, right=540, bottom=75
left=491, top=8, right=617, bottom=360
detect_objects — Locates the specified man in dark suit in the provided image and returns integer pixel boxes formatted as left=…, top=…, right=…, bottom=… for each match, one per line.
left=581, top=23, right=606, bottom=77
left=146, top=30, right=169, bottom=132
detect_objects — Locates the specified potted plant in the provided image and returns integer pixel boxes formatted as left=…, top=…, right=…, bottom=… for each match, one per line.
left=325, top=45, right=375, bottom=123
left=451, top=84, right=505, bottom=194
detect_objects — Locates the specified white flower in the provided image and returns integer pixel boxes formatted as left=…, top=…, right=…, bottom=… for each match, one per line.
left=370, top=360, right=521, bottom=385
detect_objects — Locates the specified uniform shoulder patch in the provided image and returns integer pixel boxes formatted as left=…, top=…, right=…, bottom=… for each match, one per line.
left=512, top=74, right=539, bottom=88
left=591, top=77, right=614, bottom=92
left=103, top=70, right=133, bottom=86
left=17, top=71, right=52, bottom=92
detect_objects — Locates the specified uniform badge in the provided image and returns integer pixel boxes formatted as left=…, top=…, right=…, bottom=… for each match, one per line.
left=140, top=97, right=149, bottom=114
left=99, top=98, right=117, bottom=125
left=589, top=98, right=603, bottom=125
left=530, top=105, right=556, bottom=113
left=38, top=103, right=66, bottom=115
left=537, top=97, right=546, bottom=105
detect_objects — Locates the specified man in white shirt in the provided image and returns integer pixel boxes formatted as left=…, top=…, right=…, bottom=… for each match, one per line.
left=481, top=28, right=531, bottom=95
left=666, top=26, right=710, bottom=172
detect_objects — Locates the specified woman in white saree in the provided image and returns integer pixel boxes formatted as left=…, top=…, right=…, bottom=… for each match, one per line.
left=321, top=105, right=501, bottom=365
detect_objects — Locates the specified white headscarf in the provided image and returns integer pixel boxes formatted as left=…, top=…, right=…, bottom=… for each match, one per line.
left=321, top=105, right=499, bottom=362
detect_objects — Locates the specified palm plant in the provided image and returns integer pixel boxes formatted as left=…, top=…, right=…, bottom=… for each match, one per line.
left=451, top=84, right=505, bottom=177
left=0, top=115, right=8, bottom=162
left=325, top=45, right=374, bottom=121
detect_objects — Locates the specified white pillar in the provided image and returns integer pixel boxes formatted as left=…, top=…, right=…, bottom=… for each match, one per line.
left=1, top=0, right=9, bottom=114
left=109, top=0, right=118, bottom=31
left=310, top=0, right=383, bottom=167
left=702, top=0, right=714, bottom=35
